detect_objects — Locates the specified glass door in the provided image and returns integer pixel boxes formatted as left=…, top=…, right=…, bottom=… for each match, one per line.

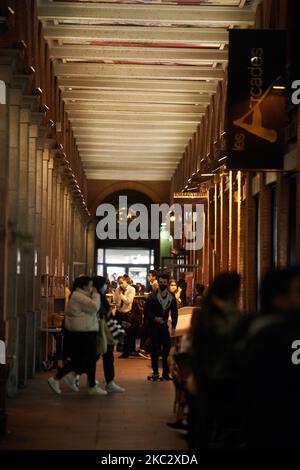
left=128, top=266, right=148, bottom=285
left=106, top=266, right=125, bottom=282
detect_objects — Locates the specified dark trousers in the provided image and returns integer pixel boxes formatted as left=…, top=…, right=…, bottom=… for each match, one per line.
left=116, top=311, right=137, bottom=357
left=140, top=319, right=151, bottom=352
left=123, top=322, right=139, bottom=356
left=149, top=324, right=171, bottom=376
left=56, top=331, right=97, bottom=387
left=102, top=344, right=115, bottom=383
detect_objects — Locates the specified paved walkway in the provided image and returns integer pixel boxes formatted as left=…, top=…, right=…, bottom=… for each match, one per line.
left=1, top=355, right=186, bottom=450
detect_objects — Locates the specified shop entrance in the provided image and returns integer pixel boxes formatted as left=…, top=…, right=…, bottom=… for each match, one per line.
left=96, top=248, right=154, bottom=285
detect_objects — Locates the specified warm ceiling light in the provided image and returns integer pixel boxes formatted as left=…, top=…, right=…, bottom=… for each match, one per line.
left=273, top=85, right=285, bottom=90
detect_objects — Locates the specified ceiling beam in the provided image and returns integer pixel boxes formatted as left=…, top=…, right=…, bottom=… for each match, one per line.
left=83, top=164, right=178, bottom=170
left=43, top=25, right=229, bottom=45
left=38, top=2, right=254, bottom=27
left=68, top=112, right=203, bottom=123
left=71, top=121, right=197, bottom=131
left=77, top=143, right=187, bottom=149
left=62, top=90, right=212, bottom=105
left=65, top=102, right=206, bottom=114
left=80, top=149, right=182, bottom=156
left=82, top=156, right=181, bottom=161
left=75, top=136, right=189, bottom=143
left=59, top=77, right=217, bottom=93
left=55, top=63, right=224, bottom=80
left=85, top=173, right=173, bottom=181
left=50, top=45, right=228, bottom=64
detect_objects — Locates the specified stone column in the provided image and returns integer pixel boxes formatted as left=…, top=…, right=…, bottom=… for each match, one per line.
left=5, top=83, right=22, bottom=396
left=16, top=104, right=30, bottom=388
left=86, top=219, right=95, bottom=278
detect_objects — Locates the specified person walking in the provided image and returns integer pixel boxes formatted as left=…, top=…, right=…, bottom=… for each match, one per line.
left=144, top=273, right=178, bottom=381
left=193, top=283, right=205, bottom=307
left=169, top=278, right=182, bottom=309
left=93, top=276, right=125, bottom=393
left=113, top=275, right=136, bottom=358
left=48, top=276, right=107, bottom=396
left=138, top=270, right=159, bottom=359
left=189, top=271, right=241, bottom=449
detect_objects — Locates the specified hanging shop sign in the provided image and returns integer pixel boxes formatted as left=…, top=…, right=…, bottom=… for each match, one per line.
left=226, top=29, right=286, bottom=170
left=174, top=184, right=208, bottom=200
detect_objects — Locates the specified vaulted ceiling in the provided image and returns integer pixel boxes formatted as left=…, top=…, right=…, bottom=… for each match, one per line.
left=38, top=0, right=256, bottom=181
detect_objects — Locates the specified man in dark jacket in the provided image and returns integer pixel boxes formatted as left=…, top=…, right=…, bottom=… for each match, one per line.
left=144, top=273, right=178, bottom=381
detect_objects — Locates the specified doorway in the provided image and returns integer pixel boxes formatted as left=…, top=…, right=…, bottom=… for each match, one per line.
left=96, top=248, right=154, bottom=286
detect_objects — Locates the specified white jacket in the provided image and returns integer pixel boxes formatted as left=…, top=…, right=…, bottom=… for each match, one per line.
left=113, top=285, right=136, bottom=313
left=64, top=288, right=100, bottom=332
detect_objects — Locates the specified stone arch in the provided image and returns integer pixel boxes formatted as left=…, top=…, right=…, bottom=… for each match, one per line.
left=0, top=80, right=6, bottom=104
left=89, top=180, right=162, bottom=214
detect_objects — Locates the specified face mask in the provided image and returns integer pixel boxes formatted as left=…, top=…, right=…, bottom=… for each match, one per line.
left=100, top=284, right=107, bottom=294
left=159, top=284, right=167, bottom=291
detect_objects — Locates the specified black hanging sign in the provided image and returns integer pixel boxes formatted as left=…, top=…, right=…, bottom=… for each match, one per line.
left=226, top=29, right=286, bottom=170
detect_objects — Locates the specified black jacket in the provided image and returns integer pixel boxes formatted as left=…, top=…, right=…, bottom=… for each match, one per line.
left=144, top=291, right=178, bottom=330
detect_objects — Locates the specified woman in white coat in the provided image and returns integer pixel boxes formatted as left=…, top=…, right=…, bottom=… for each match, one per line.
left=48, top=276, right=107, bottom=396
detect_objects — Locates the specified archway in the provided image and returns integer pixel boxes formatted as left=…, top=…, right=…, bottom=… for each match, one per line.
left=88, top=189, right=161, bottom=280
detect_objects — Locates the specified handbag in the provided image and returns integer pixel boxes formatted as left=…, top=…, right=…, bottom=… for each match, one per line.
left=106, top=315, right=126, bottom=344
left=96, top=318, right=108, bottom=355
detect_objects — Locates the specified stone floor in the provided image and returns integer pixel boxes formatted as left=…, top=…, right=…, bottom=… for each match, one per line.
left=0, top=355, right=186, bottom=450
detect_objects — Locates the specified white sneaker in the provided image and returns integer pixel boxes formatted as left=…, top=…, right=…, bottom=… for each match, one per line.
left=63, top=374, right=79, bottom=392
left=88, top=385, right=108, bottom=396
left=86, top=378, right=99, bottom=387
left=106, top=381, right=125, bottom=394
left=48, top=376, right=62, bottom=395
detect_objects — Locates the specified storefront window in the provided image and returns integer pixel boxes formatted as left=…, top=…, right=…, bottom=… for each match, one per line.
left=288, top=175, right=297, bottom=266
left=96, top=248, right=152, bottom=285
left=270, top=184, right=278, bottom=267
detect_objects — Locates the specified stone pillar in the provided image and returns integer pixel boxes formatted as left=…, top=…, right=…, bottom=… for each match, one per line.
left=6, top=85, right=22, bottom=396
left=16, top=105, right=30, bottom=388
left=0, top=72, right=9, bottom=344
left=34, top=141, right=43, bottom=369
left=26, top=121, right=38, bottom=379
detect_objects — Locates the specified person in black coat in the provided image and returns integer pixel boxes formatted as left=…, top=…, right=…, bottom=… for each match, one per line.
left=144, top=272, right=178, bottom=381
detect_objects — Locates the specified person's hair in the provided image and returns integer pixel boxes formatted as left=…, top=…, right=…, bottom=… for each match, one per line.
left=169, top=278, right=177, bottom=285
left=191, top=272, right=241, bottom=350
left=158, top=272, right=170, bottom=283
left=92, top=276, right=107, bottom=292
left=195, top=283, right=205, bottom=295
left=93, top=276, right=110, bottom=314
left=149, top=269, right=158, bottom=280
left=123, top=274, right=133, bottom=284
left=117, top=275, right=125, bottom=281
left=260, top=267, right=300, bottom=313
left=206, top=272, right=240, bottom=302
left=70, top=276, right=91, bottom=296
left=177, top=278, right=187, bottom=289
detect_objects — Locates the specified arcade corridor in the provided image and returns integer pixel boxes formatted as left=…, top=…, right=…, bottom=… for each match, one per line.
left=0, top=0, right=300, bottom=453
left=1, top=358, right=184, bottom=450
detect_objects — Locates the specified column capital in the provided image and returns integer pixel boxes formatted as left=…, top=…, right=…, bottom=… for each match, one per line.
left=29, top=124, right=38, bottom=139
left=8, top=86, right=22, bottom=106
left=11, top=74, right=33, bottom=92
left=22, top=95, right=39, bottom=110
